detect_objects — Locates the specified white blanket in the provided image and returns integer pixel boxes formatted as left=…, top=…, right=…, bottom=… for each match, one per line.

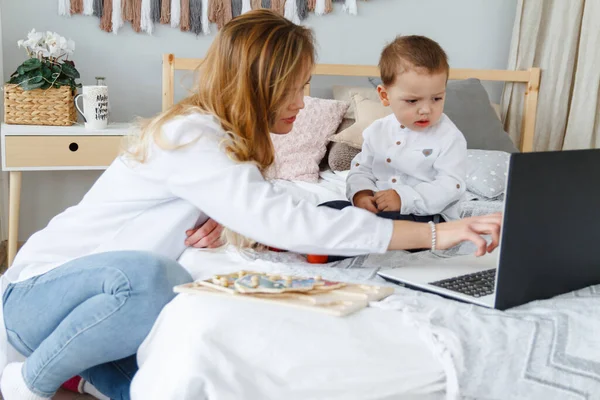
left=372, top=285, right=600, bottom=399
left=133, top=243, right=600, bottom=400
left=132, top=278, right=447, bottom=400
left=131, top=172, right=511, bottom=400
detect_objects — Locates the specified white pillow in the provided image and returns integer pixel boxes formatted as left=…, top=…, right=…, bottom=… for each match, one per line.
left=466, top=150, right=510, bottom=198
left=332, top=85, right=380, bottom=119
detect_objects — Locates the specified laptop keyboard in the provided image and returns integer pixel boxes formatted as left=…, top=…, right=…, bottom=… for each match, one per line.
left=430, top=269, right=496, bottom=298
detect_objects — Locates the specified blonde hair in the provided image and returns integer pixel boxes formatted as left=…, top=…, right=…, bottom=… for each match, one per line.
left=124, top=9, right=315, bottom=248
left=379, top=35, right=449, bottom=86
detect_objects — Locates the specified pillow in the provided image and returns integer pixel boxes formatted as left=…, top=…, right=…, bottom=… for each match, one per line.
left=444, top=79, right=518, bottom=153
left=329, top=79, right=518, bottom=153
left=466, top=149, right=510, bottom=198
left=327, top=141, right=361, bottom=171
left=326, top=118, right=360, bottom=171
left=264, top=96, right=349, bottom=182
left=329, top=94, right=393, bottom=149
left=332, top=85, right=381, bottom=120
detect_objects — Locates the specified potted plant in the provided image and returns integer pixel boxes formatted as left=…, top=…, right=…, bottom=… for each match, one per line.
left=4, top=30, right=82, bottom=126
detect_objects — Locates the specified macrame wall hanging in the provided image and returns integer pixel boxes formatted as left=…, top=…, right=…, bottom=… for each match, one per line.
left=58, top=0, right=367, bottom=35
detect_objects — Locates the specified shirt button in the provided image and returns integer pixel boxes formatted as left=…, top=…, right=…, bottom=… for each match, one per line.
left=392, top=178, right=397, bottom=183
left=400, top=125, right=405, bottom=129
left=396, top=141, right=401, bottom=145
left=456, top=184, right=461, bottom=189
left=386, top=158, right=391, bottom=163
left=355, top=163, right=360, bottom=167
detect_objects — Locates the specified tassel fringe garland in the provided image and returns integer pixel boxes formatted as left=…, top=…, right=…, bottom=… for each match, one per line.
left=58, top=0, right=71, bottom=16
left=180, top=0, right=191, bottom=31
left=170, top=0, right=181, bottom=27
left=160, top=0, right=171, bottom=24
left=201, top=0, right=210, bottom=34
left=70, top=0, right=84, bottom=14
left=59, top=0, right=369, bottom=34
left=284, top=0, right=300, bottom=24
left=132, top=0, right=142, bottom=31
left=112, top=0, right=124, bottom=33
left=93, top=0, right=103, bottom=17
left=99, top=0, right=113, bottom=32
left=83, top=0, right=94, bottom=15
left=189, top=0, right=203, bottom=34
left=241, top=0, right=251, bottom=13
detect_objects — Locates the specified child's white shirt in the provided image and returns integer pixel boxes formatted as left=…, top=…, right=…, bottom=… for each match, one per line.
left=346, top=113, right=467, bottom=220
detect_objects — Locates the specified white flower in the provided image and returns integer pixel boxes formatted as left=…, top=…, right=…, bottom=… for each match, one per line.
left=26, top=29, right=44, bottom=47
left=17, top=29, right=76, bottom=58
left=45, top=31, right=57, bottom=47
left=39, top=48, right=51, bottom=58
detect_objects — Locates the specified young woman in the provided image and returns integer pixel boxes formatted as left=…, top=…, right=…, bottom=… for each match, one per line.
left=0, top=10, right=501, bottom=400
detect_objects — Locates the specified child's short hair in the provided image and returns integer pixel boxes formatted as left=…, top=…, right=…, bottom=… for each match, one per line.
left=379, top=35, right=449, bottom=86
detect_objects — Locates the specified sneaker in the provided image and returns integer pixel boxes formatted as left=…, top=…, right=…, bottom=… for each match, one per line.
left=61, top=376, right=84, bottom=393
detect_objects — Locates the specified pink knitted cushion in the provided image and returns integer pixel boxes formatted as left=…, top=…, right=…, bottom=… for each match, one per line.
left=264, top=96, right=349, bottom=182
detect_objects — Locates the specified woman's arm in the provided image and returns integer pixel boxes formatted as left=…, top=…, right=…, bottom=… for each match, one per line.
left=388, top=213, right=502, bottom=256
left=143, top=117, right=392, bottom=256
left=145, top=116, right=500, bottom=256
left=185, top=218, right=224, bottom=248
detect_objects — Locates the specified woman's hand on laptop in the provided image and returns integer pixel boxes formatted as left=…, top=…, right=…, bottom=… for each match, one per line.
left=184, top=218, right=224, bottom=248
left=388, top=213, right=501, bottom=256
left=437, top=213, right=502, bottom=256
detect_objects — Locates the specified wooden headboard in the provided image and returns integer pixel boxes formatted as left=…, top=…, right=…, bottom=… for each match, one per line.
left=162, top=53, right=540, bottom=152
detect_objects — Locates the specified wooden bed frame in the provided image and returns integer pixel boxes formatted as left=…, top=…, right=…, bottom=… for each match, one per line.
left=162, top=54, right=541, bottom=152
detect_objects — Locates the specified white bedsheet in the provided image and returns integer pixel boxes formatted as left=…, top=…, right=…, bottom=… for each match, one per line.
left=132, top=290, right=446, bottom=400
left=132, top=171, right=600, bottom=399
left=131, top=173, right=448, bottom=400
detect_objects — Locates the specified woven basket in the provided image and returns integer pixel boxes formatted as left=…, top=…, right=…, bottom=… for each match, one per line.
left=3, top=84, right=77, bottom=126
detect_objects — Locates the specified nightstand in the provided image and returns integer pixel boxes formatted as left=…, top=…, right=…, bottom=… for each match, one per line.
left=1, top=123, right=131, bottom=267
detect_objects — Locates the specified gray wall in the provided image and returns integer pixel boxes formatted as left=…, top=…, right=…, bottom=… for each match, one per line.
left=2, top=0, right=517, bottom=240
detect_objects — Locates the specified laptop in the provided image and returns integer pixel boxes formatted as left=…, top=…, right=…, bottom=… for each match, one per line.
left=377, top=149, right=600, bottom=310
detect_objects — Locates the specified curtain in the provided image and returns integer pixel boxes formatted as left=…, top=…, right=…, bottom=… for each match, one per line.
left=501, top=0, right=600, bottom=151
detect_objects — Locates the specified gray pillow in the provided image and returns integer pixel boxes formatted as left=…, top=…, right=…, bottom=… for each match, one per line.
left=325, top=118, right=360, bottom=171
left=368, top=77, right=518, bottom=153
left=327, top=141, right=361, bottom=171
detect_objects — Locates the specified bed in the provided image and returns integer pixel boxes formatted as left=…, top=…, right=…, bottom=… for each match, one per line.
left=129, top=57, right=600, bottom=400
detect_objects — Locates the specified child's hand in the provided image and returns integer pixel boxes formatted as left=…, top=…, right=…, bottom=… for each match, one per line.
left=185, top=218, right=224, bottom=248
left=374, top=189, right=402, bottom=212
left=353, top=191, right=378, bottom=213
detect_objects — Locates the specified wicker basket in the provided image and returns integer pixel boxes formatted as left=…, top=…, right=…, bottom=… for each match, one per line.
left=3, top=84, right=77, bottom=126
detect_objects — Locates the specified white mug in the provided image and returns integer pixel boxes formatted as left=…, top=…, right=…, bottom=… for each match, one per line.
left=74, top=85, right=109, bottom=129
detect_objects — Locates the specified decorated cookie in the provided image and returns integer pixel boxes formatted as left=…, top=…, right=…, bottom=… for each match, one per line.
left=235, top=273, right=319, bottom=294
left=311, top=279, right=346, bottom=291
left=196, top=271, right=260, bottom=294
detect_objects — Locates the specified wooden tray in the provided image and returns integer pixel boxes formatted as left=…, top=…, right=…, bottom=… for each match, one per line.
left=174, top=280, right=394, bottom=317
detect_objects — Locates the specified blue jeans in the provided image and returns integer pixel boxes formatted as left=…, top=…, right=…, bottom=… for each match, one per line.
left=2, top=251, right=192, bottom=400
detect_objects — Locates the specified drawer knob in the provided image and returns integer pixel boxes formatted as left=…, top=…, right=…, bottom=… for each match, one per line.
left=69, top=142, right=79, bottom=152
